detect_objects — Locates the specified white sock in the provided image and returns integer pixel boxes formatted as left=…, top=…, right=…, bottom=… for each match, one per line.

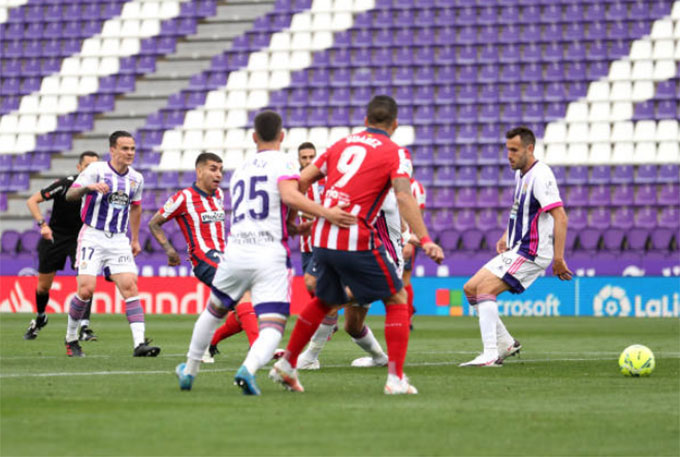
left=80, top=319, right=90, bottom=328
left=185, top=309, right=223, bottom=375
left=496, top=315, right=514, bottom=348
left=477, top=300, right=499, bottom=359
left=66, top=315, right=79, bottom=342
left=352, top=326, right=386, bottom=360
left=130, top=322, right=145, bottom=347
left=243, top=327, right=283, bottom=374
left=300, top=322, right=335, bottom=362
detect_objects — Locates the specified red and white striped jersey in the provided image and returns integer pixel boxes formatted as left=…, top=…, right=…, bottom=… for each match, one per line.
left=410, top=178, right=426, bottom=209
left=312, top=128, right=411, bottom=251
left=300, top=178, right=325, bottom=254
left=160, top=185, right=226, bottom=267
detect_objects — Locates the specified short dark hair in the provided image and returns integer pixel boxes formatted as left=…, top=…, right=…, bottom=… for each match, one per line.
left=366, top=95, right=398, bottom=126
left=195, top=152, right=223, bottom=167
left=505, top=126, right=536, bottom=147
left=79, top=151, right=99, bottom=163
left=254, top=110, right=282, bottom=142
left=109, top=130, right=133, bottom=147
left=297, top=142, right=316, bottom=152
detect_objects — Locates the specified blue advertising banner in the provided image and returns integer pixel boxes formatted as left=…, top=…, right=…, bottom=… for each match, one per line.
left=579, top=277, right=680, bottom=318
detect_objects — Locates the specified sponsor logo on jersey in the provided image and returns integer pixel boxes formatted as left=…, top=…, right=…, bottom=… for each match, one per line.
left=201, top=211, right=225, bottom=224
left=108, top=190, right=130, bottom=209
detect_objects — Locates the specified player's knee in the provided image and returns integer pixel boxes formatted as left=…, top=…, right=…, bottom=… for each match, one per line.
left=77, top=287, right=94, bottom=301
left=303, top=274, right=316, bottom=294
left=463, top=281, right=476, bottom=298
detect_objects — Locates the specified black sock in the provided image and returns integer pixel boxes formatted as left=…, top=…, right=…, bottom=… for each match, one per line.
left=36, top=292, right=49, bottom=315
left=82, top=300, right=92, bottom=321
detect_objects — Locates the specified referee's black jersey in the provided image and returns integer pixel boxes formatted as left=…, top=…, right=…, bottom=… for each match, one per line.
left=40, top=174, right=83, bottom=238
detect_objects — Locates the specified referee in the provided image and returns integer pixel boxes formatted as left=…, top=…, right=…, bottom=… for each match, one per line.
left=24, top=151, right=99, bottom=340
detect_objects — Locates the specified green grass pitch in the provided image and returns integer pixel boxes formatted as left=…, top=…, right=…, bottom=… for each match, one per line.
left=1, top=313, right=678, bottom=456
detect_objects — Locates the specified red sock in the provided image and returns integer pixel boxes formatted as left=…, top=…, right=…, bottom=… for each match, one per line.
left=210, top=311, right=242, bottom=346
left=235, top=302, right=259, bottom=346
left=405, top=283, right=415, bottom=317
left=285, top=297, right=330, bottom=367
left=385, top=304, right=410, bottom=378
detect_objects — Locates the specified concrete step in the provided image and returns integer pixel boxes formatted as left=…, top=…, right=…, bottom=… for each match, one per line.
left=133, top=79, right=189, bottom=97
left=89, top=116, right=147, bottom=136
left=153, top=59, right=213, bottom=78
left=113, top=97, right=169, bottom=117
left=0, top=216, right=33, bottom=233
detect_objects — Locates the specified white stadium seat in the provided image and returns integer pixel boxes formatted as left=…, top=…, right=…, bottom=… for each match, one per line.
left=633, top=120, right=657, bottom=142
left=183, top=111, right=204, bottom=129
left=204, top=110, right=225, bottom=129
left=158, top=150, right=181, bottom=169
left=291, top=32, right=312, bottom=51
left=650, top=18, right=673, bottom=39
left=586, top=81, right=610, bottom=101
left=312, top=13, right=333, bottom=31
left=37, top=115, right=56, bottom=133
left=0, top=134, right=16, bottom=154
left=328, top=127, right=350, bottom=144
left=392, top=125, right=415, bottom=146
left=653, top=60, right=675, bottom=80
left=656, top=120, right=679, bottom=142
left=331, top=12, right=352, bottom=30
left=61, top=58, right=81, bottom=76
left=15, top=134, right=35, bottom=152
left=291, top=13, right=313, bottom=31
left=285, top=128, right=309, bottom=148
left=566, top=143, right=589, bottom=164
left=17, top=115, right=37, bottom=133
left=248, top=52, right=269, bottom=71
left=98, top=57, right=120, bottom=75
left=225, top=129, right=247, bottom=148
left=656, top=142, right=680, bottom=163
left=246, top=90, right=268, bottom=109
left=247, top=71, right=269, bottom=89
left=160, top=131, right=183, bottom=150
left=268, top=51, right=291, bottom=70
left=120, top=20, right=141, bottom=38
left=223, top=149, right=245, bottom=170
left=609, top=102, right=633, bottom=121
left=629, top=40, right=652, bottom=60
left=180, top=150, right=201, bottom=170
left=101, top=20, right=122, bottom=38
left=225, top=110, right=247, bottom=128
left=182, top=130, right=203, bottom=149
left=19, top=96, right=39, bottom=114
left=226, top=71, right=248, bottom=90
left=631, top=61, right=653, bottom=80
left=543, top=122, right=567, bottom=144
left=121, top=2, right=142, bottom=19
left=608, top=61, right=631, bottom=81
left=566, top=122, right=588, bottom=143
left=56, top=95, right=77, bottom=114
left=308, top=127, right=329, bottom=148
left=140, top=19, right=160, bottom=37
left=312, top=31, right=333, bottom=50
left=270, top=33, right=291, bottom=51
left=269, top=70, right=291, bottom=89
left=611, top=121, right=634, bottom=142
left=588, top=102, right=611, bottom=122
left=203, top=130, right=225, bottom=149
left=589, top=143, right=612, bottom=164
left=609, top=82, right=632, bottom=101
left=565, top=102, right=588, bottom=122
left=611, top=142, right=634, bottom=163
left=311, top=0, right=333, bottom=12
left=226, top=91, right=247, bottom=109
left=204, top=91, right=227, bottom=109
left=633, top=142, right=657, bottom=164
left=588, top=123, right=611, bottom=143
left=544, top=143, right=568, bottom=165
left=80, top=58, right=100, bottom=76
left=652, top=40, right=675, bottom=59
left=631, top=81, right=654, bottom=102
left=0, top=115, right=18, bottom=134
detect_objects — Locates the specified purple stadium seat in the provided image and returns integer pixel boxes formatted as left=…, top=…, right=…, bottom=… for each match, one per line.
left=650, top=228, right=674, bottom=252
left=626, top=228, right=649, bottom=252
left=658, top=165, right=679, bottom=183
left=588, top=185, right=610, bottom=206
left=1, top=230, right=20, bottom=254
left=461, top=231, right=484, bottom=251
left=612, top=165, right=634, bottom=184
left=477, top=188, right=500, bottom=208
left=432, top=210, right=454, bottom=233
left=432, top=187, right=455, bottom=209
left=635, top=165, right=658, bottom=184
left=566, top=166, right=588, bottom=185
left=578, top=228, right=601, bottom=251
left=568, top=208, right=588, bottom=231
left=612, top=185, right=634, bottom=206
left=478, top=166, right=498, bottom=186
left=567, top=186, right=588, bottom=207
left=414, top=166, right=434, bottom=186
left=655, top=80, right=677, bottom=100
left=434, top=166, right=455, bottom=186
left=170, top=231, right=187, bottom=252
left=0, top=193, right=7, bottom=213
left=634, top=207, right=658, bottom=229
left=590, top=207, right=612, bottom=230
left=438, top=228, right=459, bottom=251
left=658, top=207, right=679, bottom=229
left=454, top=209, right=476, bottom=232
left=454, top=187, right=476, bottom=208
left=499, top=167, right=515, bottom=186
left=590, top=166, right=611, bottom=184
left=634, top=185, right=657, bottom=206
left=658, top=184, right=680, bottom=206
left=602, top=228, right=626, bottom=252
left=0, top=156, right=12, bottom=172
left=478, top=208, right=500, bottom=230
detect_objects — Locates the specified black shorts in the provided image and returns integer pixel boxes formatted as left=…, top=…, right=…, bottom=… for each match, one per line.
left=301, top=252, right=319, bottom=277
left=192, top=249, right=222, bottom=287
left=313, top=246, right=403, bottom=306
left=37, top=236, right=77, bottom=274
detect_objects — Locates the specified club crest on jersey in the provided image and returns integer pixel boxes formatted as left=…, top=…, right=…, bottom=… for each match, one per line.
left=108, top=190, right=130, bottom=209
left=201, top=210, right=225, bottom=224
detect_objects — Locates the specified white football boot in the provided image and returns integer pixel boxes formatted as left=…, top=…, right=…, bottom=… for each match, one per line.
left=351, top=354, right=388, bottom=367
left=269, top=358, right=305, bottom=392
left=459, top=353, right=502, bottom=367
left=384, top=373, right=418, bottom=395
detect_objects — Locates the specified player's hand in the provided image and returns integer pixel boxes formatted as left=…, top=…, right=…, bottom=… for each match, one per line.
left=325, top=205, right=357, bottom=229
left=422, top=241, right=444, bottom=265
left=496, top=237, right=509, bottom=254
left=131, top=240, right=142, bottom=257
left=167, top=249, right=181, bottom=266
left=553, top=258, right=573, bottom=281
left=287, top=220, right=313, bottom=236
left=88, top=182, right=110, bottom=194
left=402, top=242, right=414, bottom=261
left=40, top=224, right=53, bottom=242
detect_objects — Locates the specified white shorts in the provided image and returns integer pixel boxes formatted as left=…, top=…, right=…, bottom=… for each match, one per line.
left=484, top=250, right=547, bottom=294
left=211, top=245, right=292, bottom=316
left=76, top=224, right=137, bottom=276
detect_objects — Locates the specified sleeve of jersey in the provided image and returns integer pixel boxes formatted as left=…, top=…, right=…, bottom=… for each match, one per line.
left=313, top=150, right=328, bottom=176
left=534, top=170, right=563, bottom=211
left=277, top=156, right=300, bottom=182
left=131, top=174, right=144, bottom=205
left=39, top=177, right=68, bottom=200
left=160, top=192, right=185, bottom=220
left=72, top=165, right=97, bottom=189
left=389, top=148, right=411, bottom=180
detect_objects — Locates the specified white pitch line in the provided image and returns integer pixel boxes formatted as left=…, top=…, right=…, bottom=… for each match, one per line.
left=2, top=355, right=679, bottom=379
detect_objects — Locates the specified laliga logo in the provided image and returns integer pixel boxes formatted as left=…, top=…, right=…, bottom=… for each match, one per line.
left=593, top=285, right=632, bottom=317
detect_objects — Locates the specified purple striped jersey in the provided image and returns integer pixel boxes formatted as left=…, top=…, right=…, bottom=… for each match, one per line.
left=72, top=161, right=144, bottom=233
left=506, top=161, right=563, bottom=262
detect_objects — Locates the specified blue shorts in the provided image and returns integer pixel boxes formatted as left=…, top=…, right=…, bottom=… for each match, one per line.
left=301, top=251, right=318, bottom=277
left=313, top=246, right=403, bottom=305
left=192, top=249, right=222, bottom=287
left=404, top=248, right=417, bottom=272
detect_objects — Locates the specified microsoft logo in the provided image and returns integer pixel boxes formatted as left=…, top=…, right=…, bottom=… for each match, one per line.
left=435, top=289, right=463, bottom=316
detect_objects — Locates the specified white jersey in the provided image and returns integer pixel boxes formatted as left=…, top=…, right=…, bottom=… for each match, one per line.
left=507, top=161, right=563, bottom=264
left=72, top=161, right=143, bottom=234
left=227, top=149, right=300, bottom=257
left=375, top=189, right=404, bottom=276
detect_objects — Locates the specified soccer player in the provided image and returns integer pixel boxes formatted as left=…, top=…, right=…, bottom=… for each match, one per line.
left=64, top=131, right=160, bottom=358
left=460, top=126, right=572, bottom=367
left=297, top=141, right=324, bottom=293
left=174, top=110, right=356, bottom=395
left=147, top=152, right=258, bottom=361
left=270, top=95, right=444, bottom=395
left=402, top=173, right=427, bottom=328
left=24, top=151, right=100, bottom=341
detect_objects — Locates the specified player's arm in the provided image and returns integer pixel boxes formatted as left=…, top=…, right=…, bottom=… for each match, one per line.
left=65, top=181, right=109, bottom=201
left=393, top=176, right=443, bottom=264
left=496, top=228, right=509, bottom=254
left=129, top=203, right=142, bottom=257
left=26, top=191, right=53, bottom=241
left=298, top=163, right=324, bottom=196
left=549, top=206, right=572, bottom=281
left=278, top=179, right=356, bottom=228
left=148, top=211, right=181, bottom=266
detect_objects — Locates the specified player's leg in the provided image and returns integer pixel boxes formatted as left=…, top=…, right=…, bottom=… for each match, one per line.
left=346, top=305, right=388, bottom=367
left=382, top=287, right=416, bottom=394
left=460, top=264, right=512, bottom=367
left=210, top=292, right=258, bottom=349
left=297, top=307, right=338, bottom=370
left=64, top=274, right=96, bottom=356
left=24, top=271, right=54, bottom=340
left=109, top=272, right=159, bottom=356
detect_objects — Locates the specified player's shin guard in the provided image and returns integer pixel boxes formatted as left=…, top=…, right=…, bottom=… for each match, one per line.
left=243, top=319, right=285, bottom=374
left=125, top=297, right=145, bottom=348
left=405, top=284, right=415, bottom=317
left=187, top=302, right=229, bottom=376
left=66, top=295, right=88, bottom=341
left=385, top=304, right=410, bottom=378
left=210, top=311, right=243, bottom=346
left=284, top=297, right=329, bottom=367
left=477, top=298, right=499, bottom=359
left=352, top=325, right=386, bottom=359
left=236, top=302, right=259, bottom=346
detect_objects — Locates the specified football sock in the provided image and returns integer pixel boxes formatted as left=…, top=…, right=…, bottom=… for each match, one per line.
left=210, top=312, right=242, bottom=346
left=125, top=297, right=145, bottom=347
left=405, top=283, right=415, bottom=317
left=236, top=302, right=259, bottom=346
left=186, top=304, right=228, bottom=376
left=496, top=315, right=514, bottom=347
left=384, top=304, right=410, bottom=378
left=81, top=298, right=92, bottom=325
left=477, top=300, right=499, bottom=359
left=243, top=323, right=284, bottom=374
left=35, top=292, right=49, bottom=315
left=300, top=315, right=337, bottom=362
left=66, top=295, right=88, bottom=342
left=352, top=325, right=387, bottom=359
left=284, top=297, right=329, bottom=367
